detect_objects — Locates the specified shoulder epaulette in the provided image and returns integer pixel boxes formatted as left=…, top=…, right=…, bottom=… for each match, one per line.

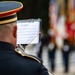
left=24, top=54, right=41, bottom=63
left=15, top=48, right=41, bottom=63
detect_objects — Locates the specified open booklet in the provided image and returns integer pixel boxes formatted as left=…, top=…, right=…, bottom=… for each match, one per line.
left=17, top=19, right=41, bottom=44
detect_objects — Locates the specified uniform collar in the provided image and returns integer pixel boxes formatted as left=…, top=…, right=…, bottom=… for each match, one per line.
left=0, top=41, right=15, bottom=51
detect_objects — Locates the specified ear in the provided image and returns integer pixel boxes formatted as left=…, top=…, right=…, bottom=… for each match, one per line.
left=13, top=25, right=17, bottom=38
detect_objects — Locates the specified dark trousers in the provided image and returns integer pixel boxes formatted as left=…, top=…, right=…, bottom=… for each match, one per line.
left=62, top=51, right=69, bottom=73
left=48, top=51, right=56, bottom=72
left=37, top=45, right=43, bottom=58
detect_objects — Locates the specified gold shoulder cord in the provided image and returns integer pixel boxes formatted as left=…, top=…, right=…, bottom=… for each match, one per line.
left=15, top=49, right=53, bottom=75
left=15, top=48, right=41, bottom=63
left=48, top=71, right=54, bottom=75
left=24, top=53, right=41, bottom=63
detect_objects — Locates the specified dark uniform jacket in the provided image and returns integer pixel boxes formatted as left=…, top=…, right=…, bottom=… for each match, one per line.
left=0, top=41, right=52, bottom=75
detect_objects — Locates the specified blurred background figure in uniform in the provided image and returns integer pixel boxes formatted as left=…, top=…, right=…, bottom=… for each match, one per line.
left=47, top=36, right=57, bottom=72
left=62, top=0, right=75, bottom=73
left=48, top=0, right=58, bottom=70
left=61, top=38, right=71, bottom=73
left=37, top=31, right=48, bottom=58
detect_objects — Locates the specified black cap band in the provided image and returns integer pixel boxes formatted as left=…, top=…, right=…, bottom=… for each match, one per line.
left=0, top=14, right=17, bottom=25
left=0, top=14, right=17, bottom=21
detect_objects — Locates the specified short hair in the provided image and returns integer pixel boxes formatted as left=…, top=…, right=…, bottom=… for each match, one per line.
left=0, top=21, right=17, bottom=37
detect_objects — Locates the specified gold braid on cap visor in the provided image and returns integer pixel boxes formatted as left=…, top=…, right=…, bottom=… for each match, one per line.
left=0, top=14, right=17, bottom=25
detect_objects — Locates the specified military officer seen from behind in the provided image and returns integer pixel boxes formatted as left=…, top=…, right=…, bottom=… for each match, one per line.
left=0, top=1, right=53, bottom=75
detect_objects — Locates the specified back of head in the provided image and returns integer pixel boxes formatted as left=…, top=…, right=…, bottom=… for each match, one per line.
left=0, top=22, right=17, bottom=47
left=0, top=1, right=23, bottom=47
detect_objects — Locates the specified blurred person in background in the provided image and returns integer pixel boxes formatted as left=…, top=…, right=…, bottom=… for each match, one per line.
left=55, top=4, right=71, bottom=73
left=61, top=38, right=71, bottom=73
left=47, top=34, right=57, bottom=72
left=48, top=1, right=58, bottom=72
left=37, top=31, right=49, bottom=58
left=62, top=4, right=75, bottom=73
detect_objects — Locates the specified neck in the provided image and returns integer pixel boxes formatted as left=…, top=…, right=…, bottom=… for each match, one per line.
left=0, top=35, right=16, bottom=48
